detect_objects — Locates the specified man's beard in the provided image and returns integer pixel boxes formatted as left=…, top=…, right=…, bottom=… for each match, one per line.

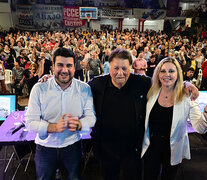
left=55, top=72, right=73, bottom=84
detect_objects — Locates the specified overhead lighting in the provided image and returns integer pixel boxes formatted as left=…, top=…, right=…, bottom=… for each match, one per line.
left=173, top=19, right=175, bottom=21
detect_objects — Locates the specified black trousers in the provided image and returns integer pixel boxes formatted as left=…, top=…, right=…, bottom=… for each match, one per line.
left=143, top=135, right=180, bottom=180
left=99, top=152, right=142, bottom=180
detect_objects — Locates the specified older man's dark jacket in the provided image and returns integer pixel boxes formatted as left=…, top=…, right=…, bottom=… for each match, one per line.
left=88, top=73, right=151, bottom=159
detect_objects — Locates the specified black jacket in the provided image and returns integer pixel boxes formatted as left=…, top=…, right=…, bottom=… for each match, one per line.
left=88, top=74, right=151, bottom=159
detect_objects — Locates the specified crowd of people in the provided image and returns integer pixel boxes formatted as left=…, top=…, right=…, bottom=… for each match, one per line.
left=0, top=28, right=207, bottom=95
left=0, top=28, right=207, bottom=180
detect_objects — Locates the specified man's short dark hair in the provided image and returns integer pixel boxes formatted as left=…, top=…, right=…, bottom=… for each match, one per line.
left=151, top=55, right=155, bottom=59
left=187, top=67, right=195, bottom=72
left=53, top=48, right=76, bottom=64
left=20, top=49, right=25, bottom=55
left=108, top=48, right=132, bottom=65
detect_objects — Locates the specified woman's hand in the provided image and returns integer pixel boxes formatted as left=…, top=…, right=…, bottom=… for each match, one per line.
left=38, top=74, right=53, bottom=83
left=184, top=81, right=199, bottom=100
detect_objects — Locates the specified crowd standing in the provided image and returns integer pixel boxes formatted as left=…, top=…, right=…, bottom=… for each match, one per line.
left=1, top=28, right=207, bottom=180
left=0, top=28, right=207, bottom=94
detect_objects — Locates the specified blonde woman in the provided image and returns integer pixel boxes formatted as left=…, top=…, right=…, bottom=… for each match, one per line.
left=142, top=57, right=207, bottom=180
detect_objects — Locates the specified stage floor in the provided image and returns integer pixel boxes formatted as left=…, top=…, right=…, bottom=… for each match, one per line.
left=0, top=133, right=207, bottom=180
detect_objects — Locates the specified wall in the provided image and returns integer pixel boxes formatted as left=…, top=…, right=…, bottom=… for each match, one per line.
left=144, top=20, right=164, bottom=32
left=179, top=2, right=198, bottom=10
left=90, top=19, right=101, bottom=31
left=100, top=18, right=119, bottom=29
left=122, top=18, right=164, bottom=32
left=0, top=2, right=13, bottom=31
left=123, top=18, right=138, bottom=30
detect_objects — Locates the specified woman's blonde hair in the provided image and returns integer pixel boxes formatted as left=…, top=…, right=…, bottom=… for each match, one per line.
left=29, top=63, right=37, bottom=70
left=147, top=57, right=185, bottom=103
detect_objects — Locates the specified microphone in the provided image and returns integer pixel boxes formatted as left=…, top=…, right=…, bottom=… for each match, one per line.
left=11, top=123, right=25, bottom=135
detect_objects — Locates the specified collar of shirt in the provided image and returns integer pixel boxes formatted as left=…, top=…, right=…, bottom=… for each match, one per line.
left=52, top=76, right=74, bottom=92
left=107, top=75, right=132, bottom=92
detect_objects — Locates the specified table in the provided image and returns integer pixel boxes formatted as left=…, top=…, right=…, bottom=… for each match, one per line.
left=0, top=111, right=35, bottom=180
left=0, top=111, right=92, bottom=144
left=0, top=111, right=92, bottom=179
left=0, top=111, right=36, bottom=145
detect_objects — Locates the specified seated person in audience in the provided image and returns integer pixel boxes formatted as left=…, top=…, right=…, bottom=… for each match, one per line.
left=74, top=51, right=84, bottom=81
left=24, top=56, right=31, bottom=69
left=87, top=51, right=103, bottom=80
left=11, top=61, right=25, bottom=96
left=28, top=47, right=38, bottom=64
left=143, top=47, right=151, bottom=62
left=183, top=67, right=195, bottom=82
left=16, top=49, right=27, bottom=68
left=133, top=52, right=148, bottom=75
left=23, top=61, right=44, bottom=96
left=37, top=52, right=52, bottom=75
left=3, top=44, right=15, bottom=70
left=183, top=52, right=199, bottom=79
left=146, top=55, right=157, bottom=77
left=40, top=46, right=52, bottom=61
left=0, top=60, right=6, bottom=93
left=103, top=56, right=109, bottom=74
left=200, top=56, right=207, bottom=90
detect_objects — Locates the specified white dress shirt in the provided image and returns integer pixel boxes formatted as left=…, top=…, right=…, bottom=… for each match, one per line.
left=26, top=77, right=96, bottom=148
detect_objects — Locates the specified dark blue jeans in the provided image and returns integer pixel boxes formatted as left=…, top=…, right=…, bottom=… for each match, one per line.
left=35, top=141, right=81, bottom=180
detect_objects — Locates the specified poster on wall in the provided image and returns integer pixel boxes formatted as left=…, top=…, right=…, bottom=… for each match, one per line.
left=100, top=8, right=132, bottom=18
left=82, top=0, right=160, bottom=8
left=32, top=5, right=63, bottom=30
left=11, top=0, right=37, bottom=5
left=91, top=0, right=125, bottom=7
left=185, top=18, right=192, bottom=28
left=63, top=0, right=82, bottom=6
left=133, top=9, right=166, bottom=20
left=63, top=6, right=85, bottom=27
left=14, top=5, right=34, bottom=30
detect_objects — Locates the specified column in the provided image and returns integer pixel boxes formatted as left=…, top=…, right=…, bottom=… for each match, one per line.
left=118, top=18, right=123, bottom=31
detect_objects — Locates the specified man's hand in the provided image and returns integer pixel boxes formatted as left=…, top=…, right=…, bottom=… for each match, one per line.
left=39, top=74, right=53, bottom=83
left=184, top=81, right=199, bottom=100
left=56, top=114, right=67, bottom=132
left=19, top=79, right=24, bottom=84
left=66, top=114, right=82, bottom=132
left=47, top=114, right=67, bottom=133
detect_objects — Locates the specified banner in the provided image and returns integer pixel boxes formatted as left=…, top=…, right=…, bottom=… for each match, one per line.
left=15, top=5, right=34, bottom=30
left=185, top=18, right=192, bottom=28
left=32, top=5, right=63, bottom=30
left=63, top=0, right=82, bottom=6
left=133, top=9, right=166, bottom=20
left=100, top=8, right=132, bottom=18
left=63, top=6, right=85, bottom=26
